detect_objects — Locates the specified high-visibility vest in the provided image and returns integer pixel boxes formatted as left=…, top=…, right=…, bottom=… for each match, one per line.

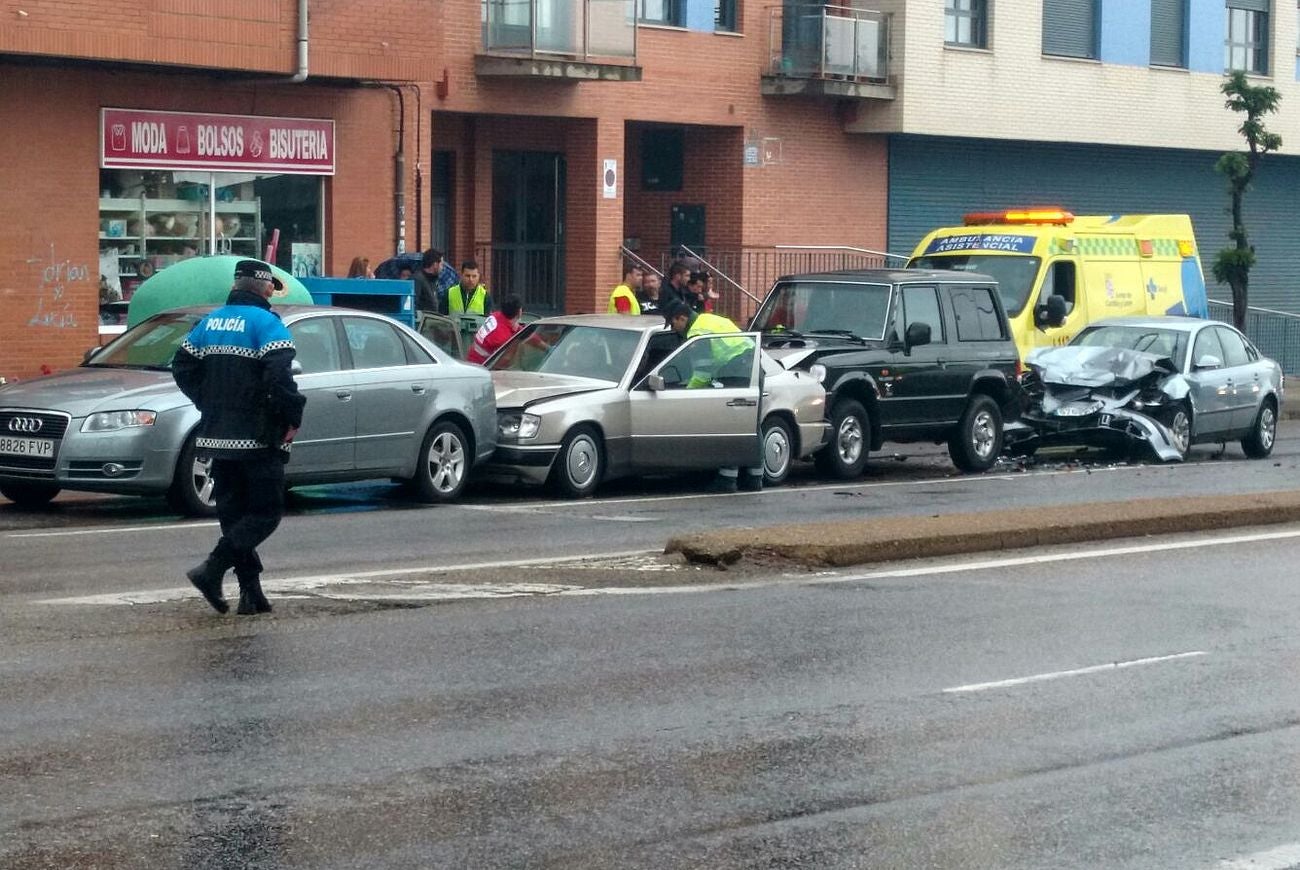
left=607, top=284, right=641, bottom=316
left=449, top=283, right=490, bottom=315
left=684, top=313, right=750, bottom=387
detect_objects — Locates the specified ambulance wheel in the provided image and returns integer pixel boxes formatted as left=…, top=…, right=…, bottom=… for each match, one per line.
left=1242, top=397, right=1277, bottom=459
left=949, top=395, right=1003, bottom=473
left=815, top=399, right=869, bottom=479
left=552, top=425, right=603, bottom=498
left=167, top=434, right=218, bottom=517
left=0, top=481, right=60, bottom=509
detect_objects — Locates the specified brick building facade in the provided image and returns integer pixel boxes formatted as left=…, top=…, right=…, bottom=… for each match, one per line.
left=0, top=0, right=890, bottom=380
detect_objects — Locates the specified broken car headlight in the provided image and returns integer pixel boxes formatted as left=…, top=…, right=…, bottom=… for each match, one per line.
left=1052, top=400, right=1105, bottom=418
left=497, top=411, right=541, bottom=440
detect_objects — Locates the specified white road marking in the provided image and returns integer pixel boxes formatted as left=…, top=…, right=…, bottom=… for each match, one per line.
left=941, top=651, right=1208, bottom=694
left=1217, top=842, right=1300, bottom=869
left=8, top=521, right=219, bottom=539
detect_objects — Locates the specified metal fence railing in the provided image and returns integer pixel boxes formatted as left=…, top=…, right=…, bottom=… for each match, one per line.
left=1207, top=299, right=1300, bottom=374
left=652, top=245, right=908, bottom=325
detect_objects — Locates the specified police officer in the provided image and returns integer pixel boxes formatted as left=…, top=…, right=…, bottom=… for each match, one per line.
left=173, top=260, right=306, bottom=615
left=663, top=301, right=764, bottom=493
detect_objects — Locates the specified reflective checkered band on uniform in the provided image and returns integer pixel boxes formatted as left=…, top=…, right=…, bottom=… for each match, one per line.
left=195, top=437, right=267, bottom=450
left=199, top=344, right=261, bottom=359
left=181, top=339, right=202, bottom=357
left=259, top=339, right=295, bottom=356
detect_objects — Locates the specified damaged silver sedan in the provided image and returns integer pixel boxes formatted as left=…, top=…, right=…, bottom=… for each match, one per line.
left=1008, top=317, right=1283, bottom=462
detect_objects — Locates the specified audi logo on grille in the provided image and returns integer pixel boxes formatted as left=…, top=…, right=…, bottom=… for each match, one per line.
left=7, top=417, right=44, bottom=433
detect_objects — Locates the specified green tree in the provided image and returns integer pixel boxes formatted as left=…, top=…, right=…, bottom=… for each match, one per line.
left=1214, top=70, right=1281, bottom=331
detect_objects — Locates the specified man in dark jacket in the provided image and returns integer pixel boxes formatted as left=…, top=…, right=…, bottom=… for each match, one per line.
left=173, top=260, right=306, bottom=615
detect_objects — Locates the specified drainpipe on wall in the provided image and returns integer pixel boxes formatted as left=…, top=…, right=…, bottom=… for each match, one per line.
left=385, top=85, right=408, bottom=255
left=289, top=0, right=309, bottom=82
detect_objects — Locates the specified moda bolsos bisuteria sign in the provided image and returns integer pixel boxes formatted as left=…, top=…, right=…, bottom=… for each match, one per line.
left=101, top=108, right=335, bottom=175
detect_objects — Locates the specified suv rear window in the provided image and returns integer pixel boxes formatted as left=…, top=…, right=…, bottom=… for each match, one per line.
left=949, top=286, right=1005, bottom=341
left=751, top=280, right=892, bottom=341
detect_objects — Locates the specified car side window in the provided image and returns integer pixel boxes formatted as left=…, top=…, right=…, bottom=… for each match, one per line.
left=901, top=285, right=945, bottom=344
left=1191, top=328, right=1225, bottom=368
left=399, top=330, right=436, bottom=365
left=656, top=335, right=756, bottom=389
left=948, top=285, right=1005, bottom=341
left=288, top=317, right=344, bottom=375
left=343, top=318, right=408, bottom=370
left=1213, top=326, right=1250, bottom=368
left=1040, top=261, right=1077, bottom=314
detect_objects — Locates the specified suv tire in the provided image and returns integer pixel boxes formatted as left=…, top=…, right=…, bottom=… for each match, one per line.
left=816, top=399, right=869, bottom=479
left=948, top=395, right=1003, bottom=473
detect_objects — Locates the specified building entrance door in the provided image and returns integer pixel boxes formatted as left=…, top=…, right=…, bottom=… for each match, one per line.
left=492, top=151, right=566, bottom=314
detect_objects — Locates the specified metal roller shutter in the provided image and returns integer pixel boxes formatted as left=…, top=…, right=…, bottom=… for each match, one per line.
left=1042, top=0, right=1098, bottom=59
left=1150, top=0, right=1186, bottom=67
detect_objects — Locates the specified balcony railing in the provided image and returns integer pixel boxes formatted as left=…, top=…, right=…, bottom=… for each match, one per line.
left=765, top=4, right=890, bottom=86
left=482, top=0, right=637, bottom=64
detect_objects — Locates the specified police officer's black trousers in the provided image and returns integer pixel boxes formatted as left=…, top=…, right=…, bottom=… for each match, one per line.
left=211, top=453, right=285, bottom=571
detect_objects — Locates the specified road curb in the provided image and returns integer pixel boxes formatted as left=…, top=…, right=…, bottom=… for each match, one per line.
left=665, top=490, right=1300, bottom=569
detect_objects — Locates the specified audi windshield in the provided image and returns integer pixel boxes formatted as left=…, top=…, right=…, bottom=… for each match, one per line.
left=85, top=312, right=203, bottom=370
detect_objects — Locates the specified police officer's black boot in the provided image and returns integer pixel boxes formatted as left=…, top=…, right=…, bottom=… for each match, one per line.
left=235, top=550, right=272, bottom=616
left=186, top=538, right=235, bottom=614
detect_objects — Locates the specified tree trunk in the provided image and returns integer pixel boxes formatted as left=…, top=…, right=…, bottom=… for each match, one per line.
left=1231, top=189, right=1248, bottom=331
left=1232, top=279, right=1247, bottom=331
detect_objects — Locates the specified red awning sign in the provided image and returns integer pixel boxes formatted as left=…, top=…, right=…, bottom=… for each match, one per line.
left=100, top=108, right=334, bottom=175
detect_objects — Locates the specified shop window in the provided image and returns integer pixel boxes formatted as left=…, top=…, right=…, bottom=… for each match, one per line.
left=945, top=0, right=987, bottom=48
left=641, top=126, right=684, bottom=191
left=1042, top=0, right=1098, bottom=60
left=1225, top=0, right=1269, bottom=74
left=98, top=169, right=323, bottom=301
left=1150, top=0, right=1187, bottom=67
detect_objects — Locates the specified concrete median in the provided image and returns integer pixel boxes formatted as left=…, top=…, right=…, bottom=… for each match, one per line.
left=665, top=490, right=1300, bottom=569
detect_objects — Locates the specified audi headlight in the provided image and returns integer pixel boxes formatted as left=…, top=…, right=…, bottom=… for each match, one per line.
left=498, top=412, right=541, bottom=440
left=81, top=410, right=158, bottom=432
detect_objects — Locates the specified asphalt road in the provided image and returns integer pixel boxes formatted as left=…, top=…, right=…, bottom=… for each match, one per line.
left=8, top=526, right=1300, bottom=867
left=5, top=428, right=1300, bottom=868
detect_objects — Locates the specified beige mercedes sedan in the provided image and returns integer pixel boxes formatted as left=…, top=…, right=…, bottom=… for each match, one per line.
left=482, top=315, right=828, bottom=497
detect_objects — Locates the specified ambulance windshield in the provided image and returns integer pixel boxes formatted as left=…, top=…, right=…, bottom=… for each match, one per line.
left=910, top=254, right=1041, bottom=317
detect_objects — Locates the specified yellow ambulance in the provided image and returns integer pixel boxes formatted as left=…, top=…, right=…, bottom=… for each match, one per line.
left=907, top=209, right=1210, bottom=358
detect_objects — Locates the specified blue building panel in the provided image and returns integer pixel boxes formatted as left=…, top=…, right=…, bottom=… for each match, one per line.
left=886, top=135, right=1300, bottom=314
left=1100, top=0, right=1151, bottom=67
left=1187, top=0, right=1223, bottom=73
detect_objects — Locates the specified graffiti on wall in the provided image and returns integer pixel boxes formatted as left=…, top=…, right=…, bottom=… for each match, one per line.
left=27, top=243, right=86, bottom=329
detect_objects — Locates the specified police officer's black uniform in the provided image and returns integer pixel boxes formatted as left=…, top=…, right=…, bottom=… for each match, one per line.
left=173, top=260, right=306, bottom=615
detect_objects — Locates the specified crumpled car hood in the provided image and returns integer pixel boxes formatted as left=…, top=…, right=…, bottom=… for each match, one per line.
left=1025, top=345, right=1180, bottom=388
left=491, top=370, right=615, bottom=408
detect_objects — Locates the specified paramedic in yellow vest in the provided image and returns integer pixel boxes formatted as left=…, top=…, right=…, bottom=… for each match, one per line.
left=663, top=301, right=764, bottom=493
left=608, top=262, right=643, bottom=315
left=448, top=260, right=493, bottom=315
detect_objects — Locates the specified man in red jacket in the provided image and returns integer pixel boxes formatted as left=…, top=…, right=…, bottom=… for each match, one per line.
left=466, top=295, right=524, bottom=364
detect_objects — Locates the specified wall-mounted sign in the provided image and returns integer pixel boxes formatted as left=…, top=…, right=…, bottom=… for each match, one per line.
left=100, top=108, right=335, bottom=175
left=603, top=158, right=618, bottom=199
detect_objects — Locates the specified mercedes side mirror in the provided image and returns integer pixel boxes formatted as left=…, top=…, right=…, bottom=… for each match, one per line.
left=290, top=359, right=304, bottom=376
left=646, top=374, right=665, bottom=392
left=904, top=321, right=931, bottom=350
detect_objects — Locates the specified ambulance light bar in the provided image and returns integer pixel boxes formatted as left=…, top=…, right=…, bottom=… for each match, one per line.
left=963, top=208, right=1075, bottom=226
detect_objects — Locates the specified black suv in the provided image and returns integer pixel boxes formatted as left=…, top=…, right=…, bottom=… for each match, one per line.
left=750, top=269, right=1021, bottom=476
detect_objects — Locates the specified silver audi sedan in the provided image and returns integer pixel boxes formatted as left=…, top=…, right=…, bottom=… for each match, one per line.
left=0, top=305, right=496, bottom=515
left=483, top=314, right=828, bottom=496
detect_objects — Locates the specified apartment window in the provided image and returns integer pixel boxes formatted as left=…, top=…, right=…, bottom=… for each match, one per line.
left=1225, top=0, right=1269, bottom=73
left=1151, top=0, right=1188, bottom=66
left=1043, top=0, right=1098, bottom=59
left=714, top=0, right=737, bottom=32
left=945, top=0, right=987, bottom=47
left=639, top=0, right=684, bottom=26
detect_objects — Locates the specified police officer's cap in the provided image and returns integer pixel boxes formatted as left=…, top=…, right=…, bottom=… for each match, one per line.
left=234, top=259, right=275, bottom=283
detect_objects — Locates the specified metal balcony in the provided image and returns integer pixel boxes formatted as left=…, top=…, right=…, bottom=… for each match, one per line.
left=479, top=0, right=641, bottom=81
left=761, top=4, right=894, bottom=100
